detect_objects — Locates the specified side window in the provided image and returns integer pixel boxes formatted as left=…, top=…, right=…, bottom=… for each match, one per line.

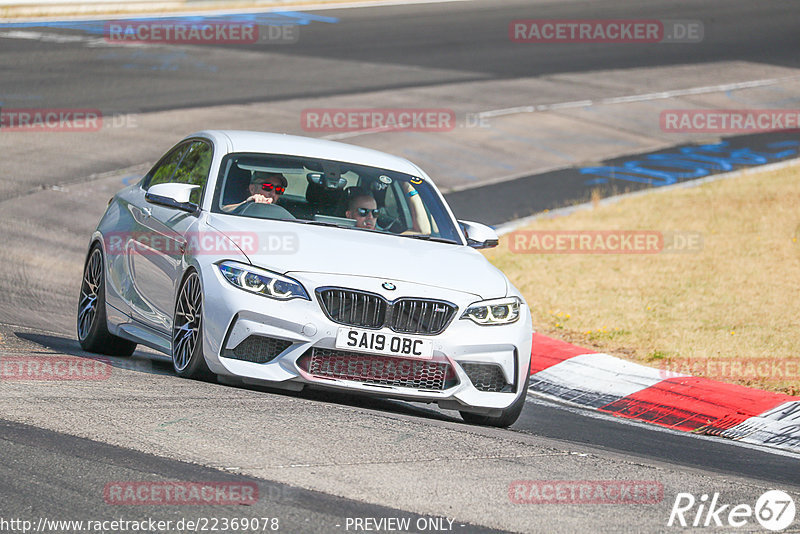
left=146, top=143, right=189, bottom=189
left=172, top=141, right=212, bottom=204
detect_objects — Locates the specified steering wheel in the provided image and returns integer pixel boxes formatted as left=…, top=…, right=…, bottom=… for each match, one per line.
left=378, top=212, right=406, bottom=233
left=232, top=201, right=295, bottom=220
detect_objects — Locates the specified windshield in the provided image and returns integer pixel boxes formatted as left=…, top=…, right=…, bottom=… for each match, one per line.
left=211, top=153, right=462, bottom=244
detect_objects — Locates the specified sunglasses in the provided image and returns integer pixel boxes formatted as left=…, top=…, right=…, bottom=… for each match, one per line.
left=259, top=183, right=285, bottom=194
left=356, top=208, right=380, bottom=217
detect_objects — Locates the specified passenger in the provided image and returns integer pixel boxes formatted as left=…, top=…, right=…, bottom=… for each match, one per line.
left=222, top=171, right=286, bottom=212
left=345, top=188, right=379, bottom=230
left=400, top=181, right=431, bottom=235
left=345, top=181, right=432, bottom=235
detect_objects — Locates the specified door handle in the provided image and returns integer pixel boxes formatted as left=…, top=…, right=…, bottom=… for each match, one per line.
left=142, top=207, right=152, bottom=219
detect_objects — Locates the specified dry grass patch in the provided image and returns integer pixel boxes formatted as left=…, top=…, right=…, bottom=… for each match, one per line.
left=483, top=164, right=800, bottom=394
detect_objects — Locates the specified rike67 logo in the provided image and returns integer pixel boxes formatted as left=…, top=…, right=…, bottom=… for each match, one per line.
left=668, top=490, right=796, bottom=531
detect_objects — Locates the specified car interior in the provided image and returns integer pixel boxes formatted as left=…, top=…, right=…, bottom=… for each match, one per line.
left=218, top=157, right=412, bottom=233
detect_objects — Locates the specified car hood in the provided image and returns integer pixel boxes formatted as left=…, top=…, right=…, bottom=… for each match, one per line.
left=206, top=214, right=508, bottom=299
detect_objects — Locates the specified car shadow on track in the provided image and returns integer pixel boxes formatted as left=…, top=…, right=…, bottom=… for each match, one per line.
left=229, top=376, right=462, bottom=424
left=13, top=332, right=174, bottom=376
left=12, top=332, right=461, bottom=424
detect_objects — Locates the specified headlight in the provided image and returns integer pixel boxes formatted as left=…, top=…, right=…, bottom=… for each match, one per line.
left=461, top=297, right=521, bottom=325
left=217, top=261, right=309, bottom=301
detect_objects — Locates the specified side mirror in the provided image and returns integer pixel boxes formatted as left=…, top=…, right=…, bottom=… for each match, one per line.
left=459, top=220, right=499, bottom=249
left=145, top=183, right=200, bottom=213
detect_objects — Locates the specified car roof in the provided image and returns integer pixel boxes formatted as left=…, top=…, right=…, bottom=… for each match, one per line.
left=187, top=130, right=426, bottom=178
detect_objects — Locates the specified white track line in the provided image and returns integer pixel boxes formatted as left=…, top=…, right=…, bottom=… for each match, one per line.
left=0, top=29, right=109, bottom=43
left=322, top=75, right=800, bottom=141
left=478, top=75, right=800, bottom=118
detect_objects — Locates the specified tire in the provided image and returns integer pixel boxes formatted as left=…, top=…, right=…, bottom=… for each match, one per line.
left=460, top=372, right=530, bottom=428
left=77, top=245, right=137, bottom=356
left=172, top=270, right=214, bottom=380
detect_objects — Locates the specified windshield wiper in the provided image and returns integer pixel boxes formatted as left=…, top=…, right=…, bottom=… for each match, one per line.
left=283, top=219, right=353, bottom=229
left=401, top=234, right=460, bottom=245
left=304, top=220, right=353, bottom=228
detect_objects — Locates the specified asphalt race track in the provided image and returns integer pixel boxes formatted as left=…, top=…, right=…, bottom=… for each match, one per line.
left=2, top=0, right=799, bottom=112
left=1, top=1, right=800, bottom=532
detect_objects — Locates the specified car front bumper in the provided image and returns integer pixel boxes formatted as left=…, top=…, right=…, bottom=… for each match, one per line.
left=200, top=267, right=533, bottom=413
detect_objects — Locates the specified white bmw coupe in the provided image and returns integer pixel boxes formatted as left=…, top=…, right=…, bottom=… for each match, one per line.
left=78, top=131, right=532, bottom=426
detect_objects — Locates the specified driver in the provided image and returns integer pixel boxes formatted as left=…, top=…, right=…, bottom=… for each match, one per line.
left=222, top=171, right=286, bottom=212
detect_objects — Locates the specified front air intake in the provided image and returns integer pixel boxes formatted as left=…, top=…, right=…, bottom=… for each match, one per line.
left=222, top=335, right=293, bottom=364
left=297, top=347, right=458, bottom=391
left=461, top=363, right=513, bottom=392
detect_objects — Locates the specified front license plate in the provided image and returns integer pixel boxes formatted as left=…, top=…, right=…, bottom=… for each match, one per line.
left=335, top=328, right=433, bottom=359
